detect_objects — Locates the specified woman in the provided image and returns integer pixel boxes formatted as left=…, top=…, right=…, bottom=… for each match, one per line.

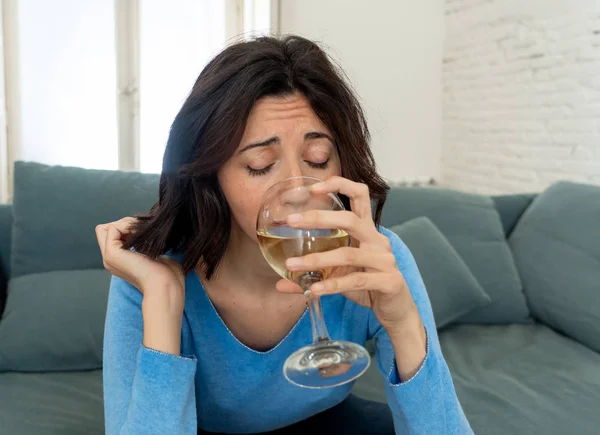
left=96, top=35, right=473, bottom=434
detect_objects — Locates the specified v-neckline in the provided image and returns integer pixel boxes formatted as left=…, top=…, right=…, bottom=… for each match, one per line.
left=192, top=271, right=310, bottom=355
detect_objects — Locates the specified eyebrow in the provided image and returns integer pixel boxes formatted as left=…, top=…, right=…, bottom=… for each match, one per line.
left=238, top=137, right=279, bottom=154
left=304, top=131, right=333, bottom=142
left=238, top=131, right=333, bottom=154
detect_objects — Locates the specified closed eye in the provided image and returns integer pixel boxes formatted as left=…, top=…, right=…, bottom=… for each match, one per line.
left=306, top=159, right=329, bottom=169
left=246, top=163, right=275, bottom=176
left=246, top=159, right=330, bottom=176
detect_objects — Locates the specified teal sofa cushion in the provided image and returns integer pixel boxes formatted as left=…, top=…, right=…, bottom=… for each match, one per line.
left=440, top=323, right=600, bottom=435
left=0, top=370, right=104, bottom=434
left=11, top=161, right=159, bottom=278
left=390, top=217, right=491, bottom=329
left=0, top=269, right=111, bottom=372
left=381, top=187, right=529, bottom=324
left=509, top=181, right=600, bottom=353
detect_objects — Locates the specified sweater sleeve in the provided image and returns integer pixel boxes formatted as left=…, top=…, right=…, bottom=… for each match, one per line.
left=368, top=228, right=473, bottom=435
left=103, top=276, right=198, bottom=435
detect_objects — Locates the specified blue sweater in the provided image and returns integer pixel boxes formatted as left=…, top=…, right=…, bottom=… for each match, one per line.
left=103, top=228, right=473, bottom=434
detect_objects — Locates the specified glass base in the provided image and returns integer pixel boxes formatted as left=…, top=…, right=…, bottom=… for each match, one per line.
left=283, top=340, right=371, bottom=388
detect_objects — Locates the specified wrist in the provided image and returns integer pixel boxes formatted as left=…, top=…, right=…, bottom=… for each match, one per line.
left=386, top=311, right=427, bottom=381
left=141, top=287, right=184, bottom=356
left=141, top=281, right=185, bottom=315
left=142, top=308, right=183, bottom=356
left=378, top=291, right=419, bottom=336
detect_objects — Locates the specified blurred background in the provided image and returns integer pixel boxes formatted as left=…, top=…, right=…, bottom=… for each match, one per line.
left=0, top=3, right=599, bottom=435
left=0, top=0, right=598, bottom=199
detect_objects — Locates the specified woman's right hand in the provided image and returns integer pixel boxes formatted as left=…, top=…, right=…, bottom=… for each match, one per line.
left=95, top=217, right=185, bottom=293
left=95, top=217, right=186, bottom=355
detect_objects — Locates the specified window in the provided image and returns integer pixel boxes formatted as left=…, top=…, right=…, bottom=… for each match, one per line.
left=12, top=0, right=119, bottom=170
left=0, top=0, right=277, bottom=201
left=139, top=0, right=227, bottom=174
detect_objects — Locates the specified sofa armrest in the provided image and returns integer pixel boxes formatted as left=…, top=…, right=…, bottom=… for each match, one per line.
left=0, top=204, right=12, bottom=317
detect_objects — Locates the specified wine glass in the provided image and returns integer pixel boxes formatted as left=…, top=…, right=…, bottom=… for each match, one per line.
left=256, top=176, right=371, bottom=388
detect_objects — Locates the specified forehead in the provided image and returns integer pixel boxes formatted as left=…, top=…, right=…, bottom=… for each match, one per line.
left=245, top=93, right=327, bottom=129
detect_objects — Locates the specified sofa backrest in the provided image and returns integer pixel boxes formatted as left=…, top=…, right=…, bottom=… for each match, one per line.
left=381, top=187, right=531, bottom=325
left=492, top=194, right=537, bottom=238
left=11, top=162, right=159, bottom=278
left=0, top=192, right=537, bottom=276
left=0, top=185, right=536, bottom=296
left=509, top=181, right=600, bottom=353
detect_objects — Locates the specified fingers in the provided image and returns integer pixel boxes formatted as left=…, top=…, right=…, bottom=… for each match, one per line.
left=94, top=224, right=108, bottom=256
left=287, top=210, right=379, bottom=244
left=109, top=217, right=138, bottom=237
left=285, top=247, right=395, bottom=274
left=310, top=271, right=403, bottom=296
left=95, top=217, right=137, bottom=267
left=93, top=218, right=184, bottom=295
left=95, top=217, right=136, bottom=247
left=106, top=223, right=126, bottom=251
left=310, top=176, right=373, bottom=220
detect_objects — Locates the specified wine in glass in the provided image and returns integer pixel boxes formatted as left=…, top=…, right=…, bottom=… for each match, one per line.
left=256, top=176, right=371, bottom=388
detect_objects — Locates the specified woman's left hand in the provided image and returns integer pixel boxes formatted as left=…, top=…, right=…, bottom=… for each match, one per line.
left=275, top=176, right=420, bottom=334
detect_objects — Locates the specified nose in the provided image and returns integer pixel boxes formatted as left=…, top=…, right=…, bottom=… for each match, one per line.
left=281, top=159, right=304, bottom=180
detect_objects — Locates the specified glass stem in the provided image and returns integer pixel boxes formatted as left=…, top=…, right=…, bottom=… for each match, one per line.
left=298, top=272, right=330, bottom=345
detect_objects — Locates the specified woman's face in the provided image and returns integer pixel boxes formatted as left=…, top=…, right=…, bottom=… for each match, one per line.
left=217, top=92, right=342, bottom=243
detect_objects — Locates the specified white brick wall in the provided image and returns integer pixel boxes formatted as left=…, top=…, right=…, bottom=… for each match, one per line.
left=442, top=0, right=600, bottom=194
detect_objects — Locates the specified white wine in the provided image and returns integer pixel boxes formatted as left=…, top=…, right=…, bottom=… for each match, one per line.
left=257, top=227, right=349, bottom=282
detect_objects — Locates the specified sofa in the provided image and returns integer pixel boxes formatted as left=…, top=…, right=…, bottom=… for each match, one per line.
left=0, top=161, right=598, bottom=435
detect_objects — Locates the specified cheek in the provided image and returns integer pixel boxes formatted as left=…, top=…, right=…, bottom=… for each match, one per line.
left=328, top=157, right=342, bottom=178
left=224, top=182, right=263, bottom=235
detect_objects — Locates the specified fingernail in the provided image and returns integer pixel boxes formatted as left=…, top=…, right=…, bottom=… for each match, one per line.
left=311, top=283, right=324, bottom=294
left=286, top=258, right=303, bottom=269
left=310, top=182, right=325, bottom=191
left=287, top=213, right=303, bottom=224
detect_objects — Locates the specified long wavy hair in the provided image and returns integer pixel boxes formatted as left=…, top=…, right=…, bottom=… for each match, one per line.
left=124, top=35, right=389, bottom=280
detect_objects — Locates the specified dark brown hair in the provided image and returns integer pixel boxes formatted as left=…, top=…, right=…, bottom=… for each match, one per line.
left=124, top=35, right=389, bottom=279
